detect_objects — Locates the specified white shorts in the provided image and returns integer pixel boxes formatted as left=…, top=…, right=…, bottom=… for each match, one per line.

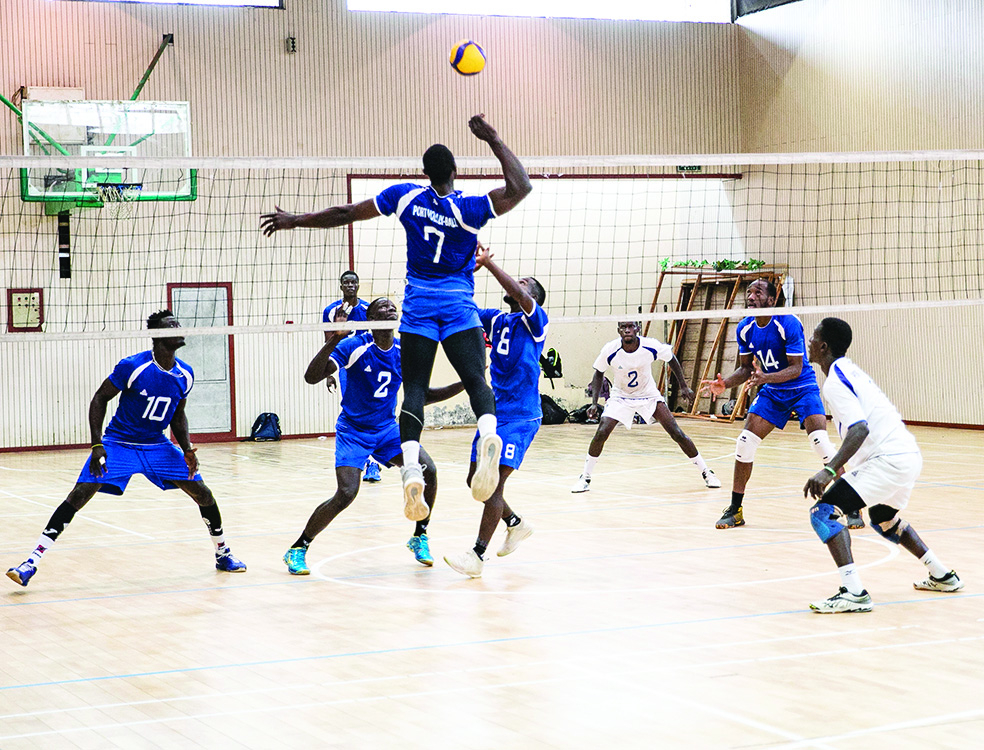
left=843, top=452, right=922, bottom=511
left=601, top=394, right=665, bottom=430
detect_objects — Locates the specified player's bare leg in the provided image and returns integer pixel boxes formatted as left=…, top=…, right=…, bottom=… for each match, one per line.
left=717, top=413, right=775, bottom=529
left=572, top=416, right=618, bottom=492
left=653, top=402, right=721, bottom=488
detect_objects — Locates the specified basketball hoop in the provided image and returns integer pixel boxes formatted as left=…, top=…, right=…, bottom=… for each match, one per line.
left=96, top=183, right=142, bottom=219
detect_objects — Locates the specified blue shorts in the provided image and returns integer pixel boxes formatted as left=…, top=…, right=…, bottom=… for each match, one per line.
left=400, top=284, right=481, bottom=342
left=334, top=417, right=402, bottom=469
left=77, top=440, right=202, bottom=496
left=470, top=418, right=542, bottom=471
left=749, top=386, right=826, bottom=430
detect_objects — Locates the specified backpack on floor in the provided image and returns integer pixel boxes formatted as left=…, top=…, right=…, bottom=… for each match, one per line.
left=244, top=412, right=281, bottom=442
left=540, top=393, right=569, bottom=425
left=539, top=348, right=563, bottom=388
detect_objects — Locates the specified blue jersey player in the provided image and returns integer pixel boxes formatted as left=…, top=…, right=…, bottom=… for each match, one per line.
left=444, top=245, right=546, bottom=578
left=261, top=114, right=532, bottom=516
left=701, top=279, right=848, bottom=530
left=283, top=298, right=464, bottom=575
left=6, top=310, right=246, bottom=588
left=322, top=269, right=380, bottom=483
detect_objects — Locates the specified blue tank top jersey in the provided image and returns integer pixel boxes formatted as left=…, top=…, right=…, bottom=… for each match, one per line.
left=479, top=304, right=549, bottom=422
left=736, top=314, right=818, bottom=393
left=329, top=332, right=403, bottom=430
left=103, top=351, right=194, bottom=445
left=374, top=183, right=496, bottom=293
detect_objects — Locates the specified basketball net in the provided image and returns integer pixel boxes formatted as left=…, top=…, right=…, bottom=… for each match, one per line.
left=96, top=184, right=140, bottom=219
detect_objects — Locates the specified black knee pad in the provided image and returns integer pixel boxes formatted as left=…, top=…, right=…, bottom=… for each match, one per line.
left=820, top=477, right=865, bottom=515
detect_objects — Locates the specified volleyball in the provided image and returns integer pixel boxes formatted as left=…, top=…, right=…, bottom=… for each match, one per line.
left=449, top=40, right=486, bottom=76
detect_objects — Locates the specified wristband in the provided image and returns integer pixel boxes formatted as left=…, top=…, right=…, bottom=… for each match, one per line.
left=91, top=444, right=103, bottom=449
left=184, top=447, right=197, bottom=454
left=823, top=465, right=837, bottom=477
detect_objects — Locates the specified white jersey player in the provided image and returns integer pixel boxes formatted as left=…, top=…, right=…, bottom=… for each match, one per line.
left=571, top=321, right=721, bottom=493
left=802, top=317, right=962, bottom=614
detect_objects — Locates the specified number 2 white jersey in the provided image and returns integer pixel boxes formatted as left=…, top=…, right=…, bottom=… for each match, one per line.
left=822, top=357, right=919, bottom=464
left=592, top=336, right=674, bottom=400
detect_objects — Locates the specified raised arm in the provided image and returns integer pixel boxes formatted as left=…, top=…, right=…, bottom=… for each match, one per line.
left=474, top=242, right=535, bottom=314
left=304, top=334, right=345, bottom=386
left=468, top=115, right=532, bottom=217
left=261, top=199, right=380, bottom=237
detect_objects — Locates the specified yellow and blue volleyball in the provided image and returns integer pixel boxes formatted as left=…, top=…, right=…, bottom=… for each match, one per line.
left=449, top=40, right=486, bottom=76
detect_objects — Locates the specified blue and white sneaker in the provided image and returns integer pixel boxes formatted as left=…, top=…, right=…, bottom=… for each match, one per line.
left=6, top=561, right=37, bottom=587
left=363, top=460, right=382, bottom=483
left=407, top=534, right=433, bottom=566
left=283, top=546, right=310, bottom=575
left=215, top=550, right=247, bottom=572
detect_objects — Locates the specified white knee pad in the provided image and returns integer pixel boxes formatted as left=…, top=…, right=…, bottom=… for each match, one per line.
left=808, top=430, right=835, bottom=464
left=735, top=430, right=762, bottom=463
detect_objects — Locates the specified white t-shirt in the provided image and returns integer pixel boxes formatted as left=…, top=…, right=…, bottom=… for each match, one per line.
left=822, top=357, right=919, bottom=464
left=593, top=336, right=674, bottom=400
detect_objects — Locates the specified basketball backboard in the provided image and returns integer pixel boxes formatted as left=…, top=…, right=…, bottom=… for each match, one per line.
left=20, top=100, right=195, bottom=208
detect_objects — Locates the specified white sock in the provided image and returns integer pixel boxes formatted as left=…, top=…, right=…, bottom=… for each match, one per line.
left=837, top=563, right=865, bottom=596
left=919, top=550, right=949, bottom=579
left=808, top=430, right=835, bottom=463
left=477, top=413, right=497, bottom=438
left=690, top=454, right=710, bottom=473
left=27, top=534, right=56, bottom=566
left=210, top=533, right=229, bottom=555
left=583, top=455, right=599, bottom=478
left=402, top=440, right=421, bottom=467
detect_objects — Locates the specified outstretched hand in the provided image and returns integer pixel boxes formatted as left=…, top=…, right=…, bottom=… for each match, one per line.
left=700, top=373, right=727, bottom=401
left=475, top=241, right=494, bottom=269
left=468, top=114, right=499, bottom=143
left=260, top=206, right=297, bottom=237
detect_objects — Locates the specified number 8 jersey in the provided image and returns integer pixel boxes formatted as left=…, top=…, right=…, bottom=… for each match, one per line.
left=103, top=351, right=195, bottom=445
left=736, top=314, right=818, bottom=393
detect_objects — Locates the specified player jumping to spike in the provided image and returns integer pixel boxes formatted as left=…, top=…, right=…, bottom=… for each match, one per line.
left=802, top=317, right=962, bottom=613
left=7, top=310, right=246, bottom=588
left=571, top=321, right=721, bottom=493
left=700, top=279, right=850, bottom=530
left=261, top=115, right=532, bottom=513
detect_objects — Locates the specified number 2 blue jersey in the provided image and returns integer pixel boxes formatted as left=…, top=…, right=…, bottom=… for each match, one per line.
left=736, top=314, right=818, bottom=393
left=374, top=184, right=496, bottom=293
left=103, top=351, right=194, bottom=445
left=479, top=304, right=549, bottom=422
left=329, top=332, right=403, bottom=431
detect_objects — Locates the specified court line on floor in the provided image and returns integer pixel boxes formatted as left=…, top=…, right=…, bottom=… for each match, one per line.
left=1, top=595, right=980, bottom=694
left=0, top=488, right=154, bottom=539
left=773, top=707, right=984, bottom=748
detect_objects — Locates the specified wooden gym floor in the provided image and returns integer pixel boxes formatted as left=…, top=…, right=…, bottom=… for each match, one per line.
left=1, top=422, right=982, bottom=748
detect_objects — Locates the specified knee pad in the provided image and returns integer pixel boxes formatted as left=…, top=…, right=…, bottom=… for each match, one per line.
left=868, top=504, right=908, bottom=544
left=810, top=502, right=846, bottom=543
left=735, top=430, right=762, bottom=464
left=808, top=430, right=835, bottom=464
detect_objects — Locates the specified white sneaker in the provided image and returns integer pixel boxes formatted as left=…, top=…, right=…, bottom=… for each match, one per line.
left=914, top=570, right=964, bottom=592
left=702, top=469, right=722, bottom=488
left=400, top=463, right=429, bottom=521
left=444, top=549, right=484, bottom=578
left=571, top=474, right=591, bottom=493
left=497, top=518, right=534, bottom=557
left=809, top=587, right=873, bottom=613
left=471, top=433, right=502, bottom=503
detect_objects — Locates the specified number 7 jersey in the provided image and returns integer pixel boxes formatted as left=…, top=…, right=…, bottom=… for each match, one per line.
left=103, top=351, right=195, bottom=445
left=374, top=183, right=496, bottom=293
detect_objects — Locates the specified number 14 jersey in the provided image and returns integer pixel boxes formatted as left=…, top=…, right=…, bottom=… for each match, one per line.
left=736, top=314, right=818, bottom=393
